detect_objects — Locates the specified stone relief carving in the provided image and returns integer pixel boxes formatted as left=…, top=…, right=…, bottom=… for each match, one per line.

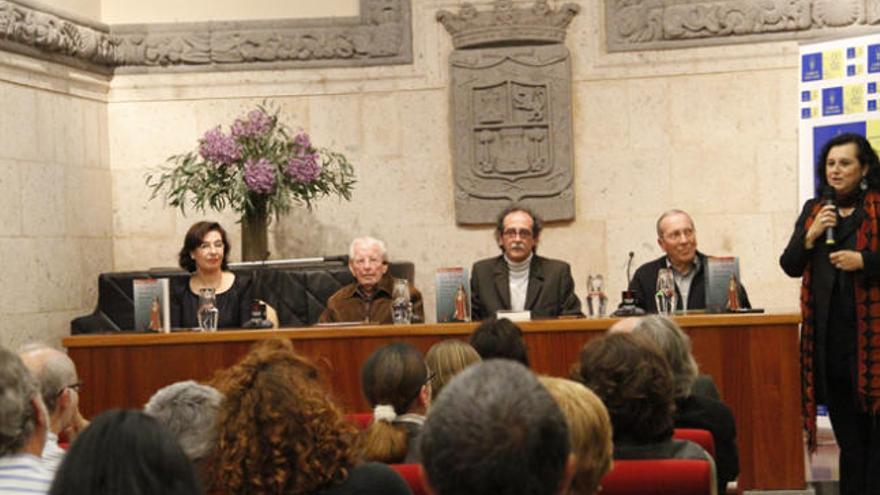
left=607, top=0, right=880, bottom=51
left=438, top=1, right=578, bottom=224
left=0, top=0, right=411, bottom=73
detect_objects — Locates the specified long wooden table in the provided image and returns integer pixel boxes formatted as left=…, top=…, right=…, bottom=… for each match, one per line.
left=64, top=313, right=804, bottom=492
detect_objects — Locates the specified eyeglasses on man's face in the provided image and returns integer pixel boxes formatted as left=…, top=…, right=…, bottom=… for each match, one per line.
left=502, top=228, right=533, bottom=239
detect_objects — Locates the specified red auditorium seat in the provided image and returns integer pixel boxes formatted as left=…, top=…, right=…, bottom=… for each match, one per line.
left=601, top=459, right=713, bottom=495
left=673, top=428, right=716, bottom=458
left=344, top=412, right=373, bottom=429
left=390, top=464, right=428, bottom=495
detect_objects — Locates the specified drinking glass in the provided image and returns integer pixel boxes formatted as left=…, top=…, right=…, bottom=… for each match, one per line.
left=655, top=268, right=677, bottom=316
left=198, top=287, right=219, bottom=332
left=586, top=274, right=607, bottom=318
left=391, top=279, right=413, bottom=325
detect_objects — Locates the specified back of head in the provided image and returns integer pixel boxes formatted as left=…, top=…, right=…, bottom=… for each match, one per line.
left=421, top=360, right=570, bottom=495
left=358, top=342, right=428, bottom=463
left=18, top=344, right=77, bottom=418
left=539, top=377, right=613, bottom=495
left=144, top=380, right=222, bottom=462
left=631, top=315, right=699, bottom=398
left=469, top=318, right=530, bottom=366
left=49, top=409, right=201, bottom=495
left=425, top=339, right=481, bottom=399
left=210, top=338, right=356, bottom=494
left=574, top=332, right=675, bottom=444
left=0, top=346, right=39, bottom=457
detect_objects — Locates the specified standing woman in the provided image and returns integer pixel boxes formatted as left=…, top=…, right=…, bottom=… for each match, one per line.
left=171, top=221, right=252, bottom=329
left=780, top=133, right=880, bottom=495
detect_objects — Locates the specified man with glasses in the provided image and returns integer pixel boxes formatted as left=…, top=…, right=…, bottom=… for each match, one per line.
left=19, top=344, right=89, bottom=472
left=629, top=209, right=751, bottom=313
left=470, top=206, right=582, bottom=320
left=319, top=236, right=424, bottom=324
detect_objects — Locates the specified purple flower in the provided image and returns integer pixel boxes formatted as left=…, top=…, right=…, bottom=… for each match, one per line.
left=293, top=131, right=311, bottom=150
left=198, top=127, right=241, bottom=165
left=243, top=158, right=276, bottom=193
left=231, top=109, right=274, bottom=139
left=286, top=152, right=322, bottom=183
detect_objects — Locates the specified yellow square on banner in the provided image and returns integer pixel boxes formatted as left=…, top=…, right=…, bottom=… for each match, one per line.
left=868, top=120, right=880, bottom=145
left=858, top=46, right=866, bottom=57
left=845, top=84, right=866, bottom=114
left=824, top=49, right=845, bottom=79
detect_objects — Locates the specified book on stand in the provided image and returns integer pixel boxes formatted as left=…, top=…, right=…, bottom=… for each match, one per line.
left=705, top=257, right=741, bottom=313
left=435, top=267, right=471, bottom=323
left=133, top=278, right=171, bottom=332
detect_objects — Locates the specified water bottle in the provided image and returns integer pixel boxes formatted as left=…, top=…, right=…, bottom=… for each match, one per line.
left=391, top=279, right=413, bottom=325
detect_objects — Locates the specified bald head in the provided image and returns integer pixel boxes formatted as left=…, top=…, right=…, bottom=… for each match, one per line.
left=608, top=317, right=641, bottom=334
left=19, top=344, right=78, bottom=430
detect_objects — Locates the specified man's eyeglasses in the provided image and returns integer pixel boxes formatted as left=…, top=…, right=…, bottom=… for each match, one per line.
left=502, top=229, right=533, bottom=239
left=56, top=382, right=83, bottom=397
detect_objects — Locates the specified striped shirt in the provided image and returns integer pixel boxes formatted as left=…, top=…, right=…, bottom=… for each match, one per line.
left=0, top=454, right=53, bottom=494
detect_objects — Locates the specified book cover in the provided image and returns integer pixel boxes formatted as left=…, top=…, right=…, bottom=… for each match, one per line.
left=435, top=267, right=470, bottom=323
left=133, top=278, right=171, bottom=332
left=705, top=257, right=742, bottom=313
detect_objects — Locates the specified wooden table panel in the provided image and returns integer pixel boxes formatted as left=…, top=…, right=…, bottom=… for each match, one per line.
left=64, top=314, right=803, bottom=492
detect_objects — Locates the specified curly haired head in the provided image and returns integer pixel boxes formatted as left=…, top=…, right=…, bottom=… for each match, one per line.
left=210, top=338, right=357, bottom=495
left=573, top=332, right=676, bottom=444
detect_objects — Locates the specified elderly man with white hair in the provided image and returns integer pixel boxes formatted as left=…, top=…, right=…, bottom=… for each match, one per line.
left=319, top=236, right=424, bottom=324
left=18, top=344, right=89, bottom=472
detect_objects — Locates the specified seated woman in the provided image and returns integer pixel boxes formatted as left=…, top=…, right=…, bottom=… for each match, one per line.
left=632, top=315, right=739, bottom=494
left=539, top=377, right=614, bottom=495
left=358, top=343, right=431, bottom=464
left=210, top=338, right=411, bottom=495
left=573, top=333, right=713, bottom=467
left=171, top=221, right=251, bottom=329
left=49, top=409, right=202, bottom=495
left=425, top=339, right=481, bottom=400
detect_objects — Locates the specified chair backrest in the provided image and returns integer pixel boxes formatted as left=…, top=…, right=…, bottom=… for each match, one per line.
left=345, top=412, right=373, bottom=429
left=390, top=464, right=428, bottom=495
left=673, top=428, right=715, bottom=458
left=601, top=459, right=713, bottom=495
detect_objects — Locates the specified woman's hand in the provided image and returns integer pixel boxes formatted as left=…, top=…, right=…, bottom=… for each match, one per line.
left=805, top=204, right=837, bottom=249
left=829, top=250, right=864, bottom=271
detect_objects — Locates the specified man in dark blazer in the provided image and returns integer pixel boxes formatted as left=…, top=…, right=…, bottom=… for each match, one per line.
left=629, top=209, right=750, bottom=313
left=470, top=206, right=582, bottom=320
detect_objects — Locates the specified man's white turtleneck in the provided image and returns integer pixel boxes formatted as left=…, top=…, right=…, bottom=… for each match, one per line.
left=505, top=253, right=532, bottom=311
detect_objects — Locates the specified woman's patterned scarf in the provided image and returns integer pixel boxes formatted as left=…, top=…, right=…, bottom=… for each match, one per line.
left=800, top=190, right=880, bottom=452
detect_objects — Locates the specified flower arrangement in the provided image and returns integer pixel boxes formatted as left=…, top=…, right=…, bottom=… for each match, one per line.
left=146, top=103, right=356, bottom=259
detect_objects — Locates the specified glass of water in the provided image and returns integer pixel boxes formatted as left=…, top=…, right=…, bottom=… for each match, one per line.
left=198, top=287, right=219, bottom=332
left=391, top=279, right=413, bottom=325
left=655, top=268, right=677, bottom=316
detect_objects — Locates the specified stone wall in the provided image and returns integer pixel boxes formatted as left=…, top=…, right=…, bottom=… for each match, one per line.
left=0, top=49, right=111, bottom=348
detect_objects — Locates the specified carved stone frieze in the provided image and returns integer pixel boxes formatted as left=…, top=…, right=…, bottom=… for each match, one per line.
left=607, top=0, right=880, bottom=51
left=0, top=0, right=411, bottom=73
left=439, top=1, right=578, bottom=224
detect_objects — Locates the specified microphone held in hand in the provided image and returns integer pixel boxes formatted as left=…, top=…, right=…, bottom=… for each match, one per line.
left=822, top=186, right=836, bottom=246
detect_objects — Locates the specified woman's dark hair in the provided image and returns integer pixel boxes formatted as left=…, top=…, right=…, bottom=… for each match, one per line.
left=49, top=409, right=203, bottom=495
left=178, top=221, right=231, bottom=272
left=573, top=332, right=676, bottom=444
left=357, top=342, right=428, bottom=463
left=815, top=132, right=880, bottom=196
left=469, top=318, right=530, bottom=367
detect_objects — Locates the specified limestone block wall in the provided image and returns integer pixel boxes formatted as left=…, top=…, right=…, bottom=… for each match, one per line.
left=107, top=0, right=804, bottom=321
left=0, top=50, right=112, bottom=348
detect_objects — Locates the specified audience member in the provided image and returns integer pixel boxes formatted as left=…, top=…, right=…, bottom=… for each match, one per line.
left=171, top=221, right=253, bottom=329
left=420, top=360, right=574, bottom=495
left=573, top=333, right=712, bottom=464
left=539, top=377, right=613, bottom=495
left=357, top=343, right=431, bottom=464
left=424, top=339, right=481, bottom=400
left=469, top=317, right=530, bottom=366
left=320, top=236, right=424, bottom=324
left=628, top=209, right=751, bottom=313
left=0, top=346, right=52, bottom=495
left=470, top=205, right=582, bottom=319
left=49, top=409, right=202, bottom=495
left=632, top=315, right=739, bottom=493
left=18, top=344, right=88, bottom=472
left=144, top=380, right=222, bottom=485
left=211, top=338, right=412, bottom=495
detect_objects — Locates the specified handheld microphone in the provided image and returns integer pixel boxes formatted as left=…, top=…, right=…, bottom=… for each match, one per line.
left=821, top=186, right=835, bottom=246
